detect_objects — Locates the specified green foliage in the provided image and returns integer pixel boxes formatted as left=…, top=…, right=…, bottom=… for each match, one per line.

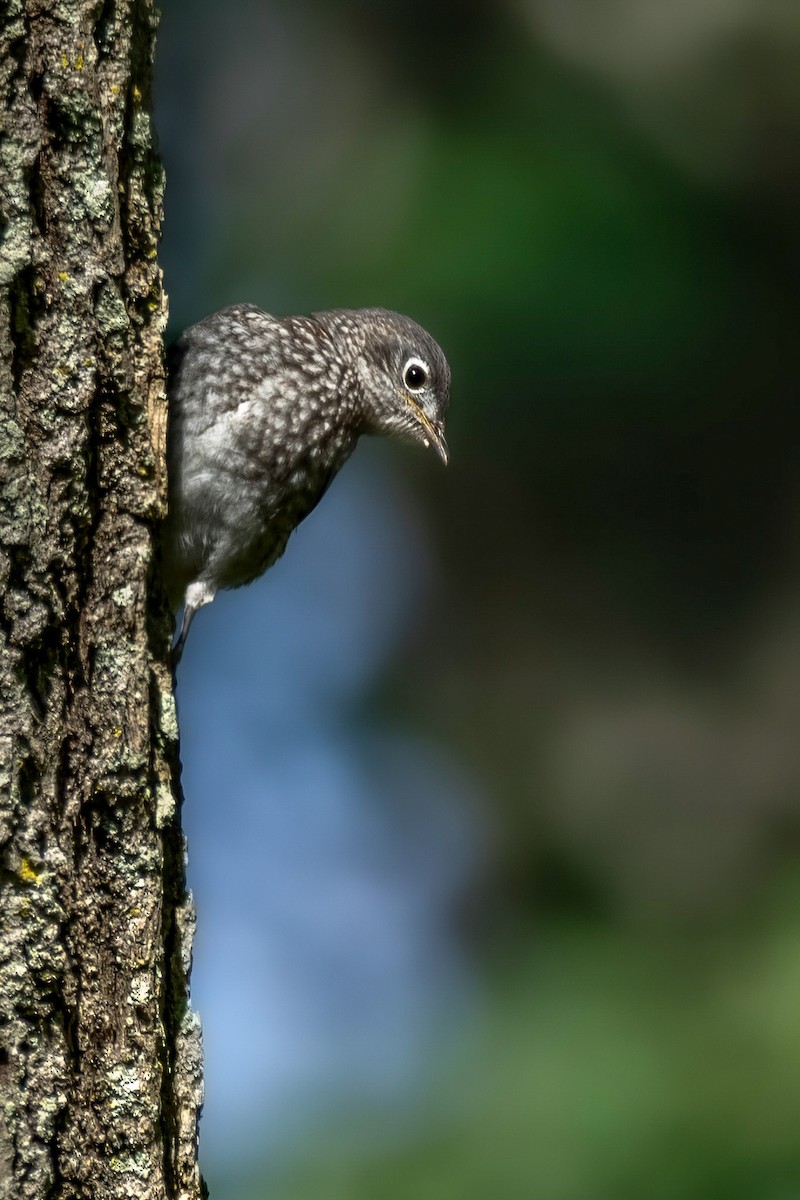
left=226, top=872, right=800, bottom=1200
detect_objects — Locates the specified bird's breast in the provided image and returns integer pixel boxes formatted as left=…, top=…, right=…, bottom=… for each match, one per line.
left=215, top=439, right=356, bottom=590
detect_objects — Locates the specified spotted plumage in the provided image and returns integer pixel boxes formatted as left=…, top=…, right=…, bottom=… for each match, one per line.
left=162, top=304, right=451, bottom=661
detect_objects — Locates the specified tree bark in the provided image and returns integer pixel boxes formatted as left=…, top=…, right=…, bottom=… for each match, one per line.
left=0, top=2, right=203, bottom=1198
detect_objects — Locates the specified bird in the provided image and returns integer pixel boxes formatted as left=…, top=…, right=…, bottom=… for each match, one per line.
left=162, top=303, right=451, bottom=663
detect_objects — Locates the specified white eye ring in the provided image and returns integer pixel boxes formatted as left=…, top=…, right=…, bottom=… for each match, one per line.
left=402, top=357, right=429, bottom=393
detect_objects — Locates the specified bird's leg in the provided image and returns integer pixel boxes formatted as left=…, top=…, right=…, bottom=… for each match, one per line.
left=171, top=611, right=194, bottom=670
left=172, top=579, right=217, bottom=668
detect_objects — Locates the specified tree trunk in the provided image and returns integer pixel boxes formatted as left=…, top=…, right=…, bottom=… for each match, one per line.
left=0, top=2, right=203, bottom=1198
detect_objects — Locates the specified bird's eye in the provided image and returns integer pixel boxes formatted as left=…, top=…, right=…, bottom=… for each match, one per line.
left=402, top=358, right=429, bottom=393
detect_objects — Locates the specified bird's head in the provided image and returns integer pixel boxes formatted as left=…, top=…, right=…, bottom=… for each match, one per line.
left=318, top=308, right=451, bottom=465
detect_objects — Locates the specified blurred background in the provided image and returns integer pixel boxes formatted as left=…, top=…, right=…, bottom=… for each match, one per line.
left=155, top=1, right=800, bottom=1196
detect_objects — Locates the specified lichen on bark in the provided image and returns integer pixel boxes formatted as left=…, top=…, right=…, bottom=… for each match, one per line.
left=0, top=2, right=202, bottom=1198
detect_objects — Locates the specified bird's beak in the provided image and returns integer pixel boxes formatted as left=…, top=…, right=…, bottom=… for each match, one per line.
left=407, top=399, right=449, bottom=466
